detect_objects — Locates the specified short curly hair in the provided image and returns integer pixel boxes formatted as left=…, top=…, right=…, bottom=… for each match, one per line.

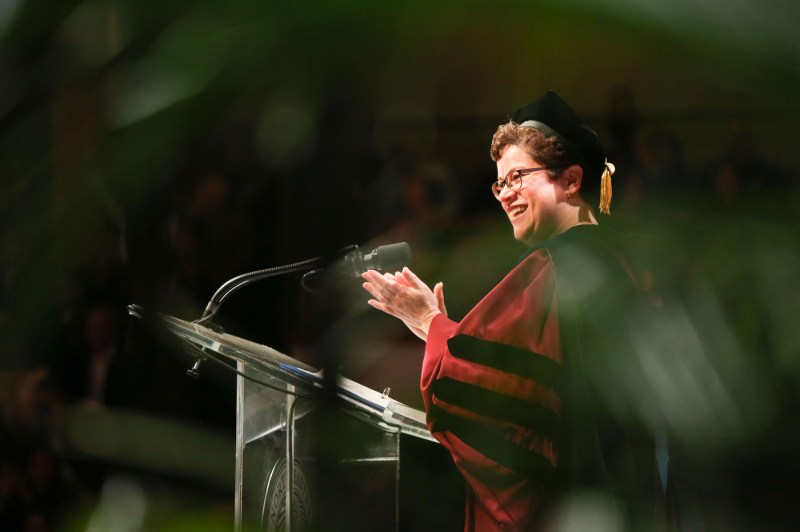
left=490, top=121, right=573, bottom=181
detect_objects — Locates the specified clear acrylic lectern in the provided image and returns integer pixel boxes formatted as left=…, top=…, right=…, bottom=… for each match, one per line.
left=138, top=310, right=437, bottom=531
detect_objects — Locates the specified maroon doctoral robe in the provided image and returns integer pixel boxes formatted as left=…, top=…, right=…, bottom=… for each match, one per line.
left=420, top=225, right=655, bottom=531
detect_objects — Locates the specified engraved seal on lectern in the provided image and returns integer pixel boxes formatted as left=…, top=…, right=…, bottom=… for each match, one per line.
left=263, top=459, right=312, bottom=531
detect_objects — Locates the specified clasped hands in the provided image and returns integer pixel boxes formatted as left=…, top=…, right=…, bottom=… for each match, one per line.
left=361, top=267, right=446, bottom=341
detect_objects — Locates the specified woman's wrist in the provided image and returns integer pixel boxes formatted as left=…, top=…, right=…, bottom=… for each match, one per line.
left=418, top=309, right=442, bottom=337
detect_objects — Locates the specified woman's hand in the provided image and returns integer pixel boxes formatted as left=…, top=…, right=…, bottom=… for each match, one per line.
left=362, top=267, right=446, bottom=341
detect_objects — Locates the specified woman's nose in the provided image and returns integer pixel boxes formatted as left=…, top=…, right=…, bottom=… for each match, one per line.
left=498, top=183, right=516, bottom=202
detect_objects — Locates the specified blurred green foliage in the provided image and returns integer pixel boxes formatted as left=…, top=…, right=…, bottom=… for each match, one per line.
left=0, top=1, right=798, bottom=530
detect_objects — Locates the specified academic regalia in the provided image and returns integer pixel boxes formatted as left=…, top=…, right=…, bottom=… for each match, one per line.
left=421, top=225, right=658, bottom=531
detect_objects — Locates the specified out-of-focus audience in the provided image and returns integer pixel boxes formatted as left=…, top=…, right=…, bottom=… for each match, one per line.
left=708, top=118, right=790, bottom=207
left=1, top=86, right=797, bottom=530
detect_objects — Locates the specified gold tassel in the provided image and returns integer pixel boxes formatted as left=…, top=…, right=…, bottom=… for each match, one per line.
left=599, top=161, right=615, bottom=215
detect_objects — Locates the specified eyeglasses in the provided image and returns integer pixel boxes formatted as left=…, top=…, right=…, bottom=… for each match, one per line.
left=491, top=166, right=553, bottom=199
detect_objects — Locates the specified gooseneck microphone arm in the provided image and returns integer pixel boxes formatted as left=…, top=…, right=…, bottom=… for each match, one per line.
left=194, top=252, right=339, bottom=326
left=194, top=242, right=411, bottom=326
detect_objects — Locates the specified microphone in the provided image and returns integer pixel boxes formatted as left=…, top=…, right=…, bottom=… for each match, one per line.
left=335, top=242, right=412, bottom=277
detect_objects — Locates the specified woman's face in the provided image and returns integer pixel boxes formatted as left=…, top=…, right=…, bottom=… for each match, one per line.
left=495, top=144, right=570, bottom=246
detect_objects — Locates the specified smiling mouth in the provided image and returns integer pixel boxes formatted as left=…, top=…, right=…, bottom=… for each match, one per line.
left=509, top=205, right=528, bottom=218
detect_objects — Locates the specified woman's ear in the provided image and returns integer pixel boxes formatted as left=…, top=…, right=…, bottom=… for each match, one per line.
left=561, top=164, right=584, bottom=196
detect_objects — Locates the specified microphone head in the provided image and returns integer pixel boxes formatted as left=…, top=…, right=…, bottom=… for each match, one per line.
left=364, top=242, right=412, bottom=273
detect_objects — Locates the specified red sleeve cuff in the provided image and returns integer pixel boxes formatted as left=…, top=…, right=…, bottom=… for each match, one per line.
left=427, top=313, right=457, bottom=348
left=421, top=314, right=458, bottom=394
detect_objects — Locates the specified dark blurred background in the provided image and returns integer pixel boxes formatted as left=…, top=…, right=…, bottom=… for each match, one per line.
left=1, top=1, right=799, bottom=530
